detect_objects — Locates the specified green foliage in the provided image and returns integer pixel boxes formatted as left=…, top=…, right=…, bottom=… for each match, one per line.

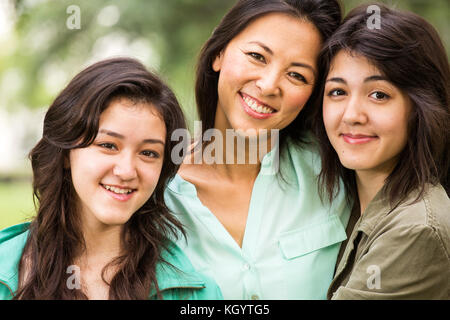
left=2, top=0, right=235, bottom=120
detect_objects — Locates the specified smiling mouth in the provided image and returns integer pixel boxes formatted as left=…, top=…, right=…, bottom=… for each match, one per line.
left=240, top=93, right=276, bottom=115
left=101, top=184, right=136, bottom=195
left=341, top=133, right=378, bottom=144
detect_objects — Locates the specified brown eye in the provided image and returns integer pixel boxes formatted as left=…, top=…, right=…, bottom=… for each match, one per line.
left=288, top=72, right=307, bottom=83
left=248, top=52, right=265, bottom=63
left=98, top=143, right=117, bottom=150
left=328, top=89, right=346, bottom=96
left=141, top=150, right=160, bottom=158
left=370, top=91, right=390, bottom=100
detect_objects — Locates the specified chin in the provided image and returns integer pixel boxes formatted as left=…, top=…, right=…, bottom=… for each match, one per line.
left=338, top=157, right=370, bottom=171
left=97, top=213, right=133, bottom=227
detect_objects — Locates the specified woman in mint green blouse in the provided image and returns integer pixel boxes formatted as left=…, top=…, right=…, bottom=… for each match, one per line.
left=164, top=0, right=350, bottom=299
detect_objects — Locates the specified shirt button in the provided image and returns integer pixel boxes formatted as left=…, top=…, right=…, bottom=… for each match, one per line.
left=243, top=263, right=250, bottom=270
left=251, top=294, right=260, bottom=300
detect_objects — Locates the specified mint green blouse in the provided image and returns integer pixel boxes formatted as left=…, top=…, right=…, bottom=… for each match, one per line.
left=164, top=138, right=350, bottom=299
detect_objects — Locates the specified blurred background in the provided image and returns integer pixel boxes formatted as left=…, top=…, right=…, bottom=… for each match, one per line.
left=0, top=0, right=449, bottom=230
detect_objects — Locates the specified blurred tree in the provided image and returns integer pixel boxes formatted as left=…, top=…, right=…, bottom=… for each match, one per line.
left=1, top=0, right=235, bottom=124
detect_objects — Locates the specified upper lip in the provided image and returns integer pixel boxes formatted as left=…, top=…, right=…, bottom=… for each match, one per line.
left=101, top=183, right=137, bottom=191
left=240, top=92, right=277, bottom=111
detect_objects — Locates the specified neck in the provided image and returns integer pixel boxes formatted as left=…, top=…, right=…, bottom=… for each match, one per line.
left=76, top=214, right=123, bottom=268
left=355, top=158, right=400, bottom=214
left=355, top=170, right=388, bottom=215
left=194, top=125, right=277, bottom=182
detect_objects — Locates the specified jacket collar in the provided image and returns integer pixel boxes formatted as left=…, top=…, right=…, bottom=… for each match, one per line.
left=356, top=189, right=389, bottom=236
left=0, top=222, right=30, bottom=295
left=149, top=241, right=206, bottom=297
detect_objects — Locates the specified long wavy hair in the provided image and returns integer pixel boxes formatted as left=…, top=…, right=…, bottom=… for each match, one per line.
left=15, top=57, right=187, bottom=299
left=313, top=4, right=450, bottom=207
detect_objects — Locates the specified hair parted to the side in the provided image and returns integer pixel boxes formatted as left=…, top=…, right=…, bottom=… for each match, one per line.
left=313, top=3, right=450, bottom=207
left=195, top=0, right=342, bottom=151
left=15, top=57, right=187, bottom=299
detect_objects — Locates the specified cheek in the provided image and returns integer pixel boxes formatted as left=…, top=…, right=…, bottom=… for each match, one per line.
left=283, top=86, right=314, bottom=117
left=218, top=57, right=248, bottom=89
left=271, top=89, right=312, bottom=130
left=322, top=102, right=340, bottom=133
left=375, top=112, right=409, bottom=144
left=141, top=164, right=164, bottom=191
left=69, top=150, right=111, bottom=193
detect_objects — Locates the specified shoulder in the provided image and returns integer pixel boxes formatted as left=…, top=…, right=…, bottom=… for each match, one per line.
left=333, top=188, right=450, bottom=299
left=0, top=222, right=30, bottom=271
left=0, top=222, right=30, bottom=244
left=363, top=184, right=450, bottom=278
left=0, top=222, right=30, bottom=299
left=280, top=133, right=322, bottom=176
left=153, top=240, right=222, bottom=300
left=378, top=184, right=450, bottom=248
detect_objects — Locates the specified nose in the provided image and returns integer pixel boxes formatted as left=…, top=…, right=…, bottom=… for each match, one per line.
left=342, top=95, right=368, bottom=125
left=255, top=66, right=281, bottom=96
left=113, top=153, right=137, bottom=181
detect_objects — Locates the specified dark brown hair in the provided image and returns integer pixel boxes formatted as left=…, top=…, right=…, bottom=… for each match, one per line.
left=195, top=0, right=342, bottom=151
left=15, top=57, right=187, bottom=299
left=313, top=3, right=450, bottom=206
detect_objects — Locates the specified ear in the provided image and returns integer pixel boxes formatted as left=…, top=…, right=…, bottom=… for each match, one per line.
left=212, top=51, right=223, bottom=72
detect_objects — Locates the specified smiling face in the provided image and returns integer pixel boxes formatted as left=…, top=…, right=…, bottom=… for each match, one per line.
left=212, top=13, right=322, bottom=134
left=323, top=50, right=412, bottom=176
left=69, top=98, right=166, bottom=228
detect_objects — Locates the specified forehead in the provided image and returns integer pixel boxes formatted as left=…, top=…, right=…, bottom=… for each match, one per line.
left=99, top=98, right=166, bottom=137
left=101, top=97, right=160, bottom=119
left=230, top=12, right=322, bottom=60
left=329, top=50, right=381, bottom=77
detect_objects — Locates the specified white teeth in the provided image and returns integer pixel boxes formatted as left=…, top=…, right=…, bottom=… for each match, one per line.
left=103, top=185, right=133, bottom=194
left=243, top=96, right=274, bottom=114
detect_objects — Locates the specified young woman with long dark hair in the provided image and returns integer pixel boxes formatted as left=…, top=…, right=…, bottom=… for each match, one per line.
left=0, top=57, right=222, bottom=300
left=164, top=0, right=351, bottom=299
left=313, top=4, right=449, bottom=299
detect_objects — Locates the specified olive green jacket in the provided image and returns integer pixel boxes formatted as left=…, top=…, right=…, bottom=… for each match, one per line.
left=0, top=223, right=223, bottom=300
left=328, top=184, right=450, bottom=299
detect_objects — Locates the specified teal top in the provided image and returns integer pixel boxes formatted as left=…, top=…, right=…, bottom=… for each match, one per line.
left=164, top=138, right=351, bottom=299
left=0, top=222, right=223, bottom=300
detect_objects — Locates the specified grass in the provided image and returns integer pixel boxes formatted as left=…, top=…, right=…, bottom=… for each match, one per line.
left=0, top=181, right=36, bottom=231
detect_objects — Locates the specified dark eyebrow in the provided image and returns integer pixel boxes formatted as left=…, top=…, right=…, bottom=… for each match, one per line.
left=326, top=75, right=389, bottom=84
left=249, top=41, right=274, bottom=55
left=248, top=41, right=316, bottom=77
left=364, top=75, right=389, bottom=83
left=326, top=77, right=346, bottom=84
left=98, top=129, right=165, bottom=145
